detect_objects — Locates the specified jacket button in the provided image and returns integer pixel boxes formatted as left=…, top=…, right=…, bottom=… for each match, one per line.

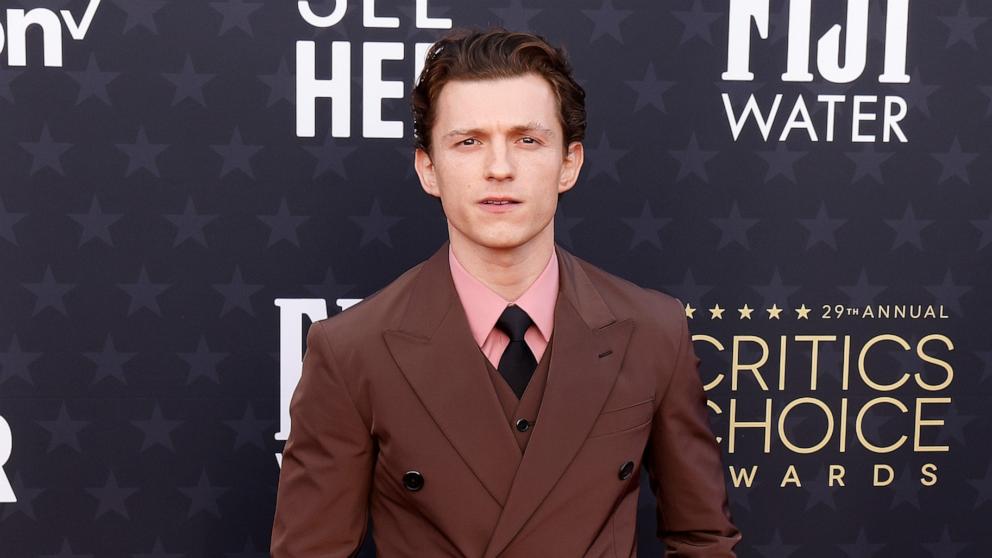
left=402, top=471, right=424, bottom=491
left=618, top=461, right=634, bottom=481
left=515, top=418, right=531, bottom=432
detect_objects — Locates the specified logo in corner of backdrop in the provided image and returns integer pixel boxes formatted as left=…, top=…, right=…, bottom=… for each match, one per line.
left=0, top=0, right=102, bottom=68
left=720, top=0, right=911, bottom=144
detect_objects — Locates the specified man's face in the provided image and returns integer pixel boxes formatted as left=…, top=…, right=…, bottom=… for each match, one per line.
left=414, top=73, right=583, bottom=254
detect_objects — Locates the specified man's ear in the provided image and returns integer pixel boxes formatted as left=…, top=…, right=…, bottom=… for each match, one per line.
left=558, top=141, right=584, bottom=194
left=414, top=148, right=440, bottom=198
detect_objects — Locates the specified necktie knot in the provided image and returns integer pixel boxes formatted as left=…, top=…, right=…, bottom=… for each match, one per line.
left=496, top=304, right=533, bottom=342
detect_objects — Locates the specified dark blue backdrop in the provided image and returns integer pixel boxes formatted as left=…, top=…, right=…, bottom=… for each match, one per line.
left=1, top=0, right=990, bottom=556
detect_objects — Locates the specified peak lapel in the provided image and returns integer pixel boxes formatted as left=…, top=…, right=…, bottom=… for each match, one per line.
left=382, top=242, right=521, bottom=506
left=483, top=245, right=635, bottom=558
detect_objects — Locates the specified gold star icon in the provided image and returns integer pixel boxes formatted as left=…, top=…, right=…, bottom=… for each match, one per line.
left=766, top=304, right=783, bottom=319
left=709, top=304, right=725, bottom=319
left=738, top=304, right=754, bottom=319
left=684, top=303, right=696, bottom=319
left=795, top=304, right=811, bottom=319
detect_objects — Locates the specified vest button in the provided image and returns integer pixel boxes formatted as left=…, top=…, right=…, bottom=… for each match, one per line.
left=618, top=460, right=635, bottom=481
left=515, top=418, right=531, bottom=432
left=402, top=471, right=424, bottom=491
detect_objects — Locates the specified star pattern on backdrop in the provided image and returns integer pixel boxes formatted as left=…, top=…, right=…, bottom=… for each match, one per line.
left=0, top=335, right=41, bottom=386
left=83, top=335, right=136, bottom=384
left=756, top=143, right=807, bottom=183
left=224, top=405, right=270, bottom=450
left=580, top=0, right=632, bottom=43
left=69, top=197, right=123, bottom=247
left=117, top=267, right=169, bottom=316
left=751, top=268, right=801, bottom=307
left=932, top=137, right=978, bottom=184
left=622, top=202, right=670, bottom=250
left=584, top=132, right=626, bottom=182
left=304, top=135, right=357, bottom=179
left=163, top=55, right=216, bottom=106
left=971, top=211, right=992, bottom=250
left=86, top=472, right=139, bottom=519
left=839, top=269, right=887, bottom=308
left=753, top=529, right=800, bottom=558
left=180, top=470, right=230, bottom=518
left=132, top=403, right=182, bottom=452
left=258, top=58, right=295, bottom=107
left=711, top=201, right=758, bottom=250
left=258, top=198, right=309, bottom=247
left=893, top=68, right=940, bottom=118
left=625, top=62, right=675, bottom=113
left=798, top=203, right=844, bottom=250
left=212, top=127, right=262, bottom=178
left=0, top=67, right=21, bottom=102
left=923, top=525, right=969, bottom=557
left=210, top=0, right=264, bottom=36
left=0, top=196, right=26, bottom=245
left=116, top=127, right=168, bottom=178
left=349, top=198, right=402, bottom=248
left=925, top=269, right=970, bottom=316
left=669, top=133, right=717, bottom=183
left=113, top=0, right=167, bottom=34
left=938, top=1, right=988, bottom=49
left=490, top=0, right=542, bottom=33
left=885, top=204, right=933, bottom=250
left=0, top=472, right=43, bottom=520
left=672, top=0, right=722, bottom=45
left=212, top=267, right=263, bottom=317
left=23, top=266, right=75, bottom=316
left=165, top=197, right=217, bottom=248
left=839, top=528, right=886, bottom=558
left=845, top=144, right=893, bottom=183
left=39, top=403, right=89, bottom=453
left=305, top=266, right=356, bottom=302
left=67, top=53, right=120, bottom=105
left=179, top=336, right=228, bottom=384
left=19, top=124, right=72, bottom=176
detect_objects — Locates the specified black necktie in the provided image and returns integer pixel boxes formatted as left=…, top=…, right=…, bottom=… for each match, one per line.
left=495, top=304, right=538, bottom=399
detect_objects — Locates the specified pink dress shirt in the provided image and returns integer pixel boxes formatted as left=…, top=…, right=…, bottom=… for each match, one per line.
left=448, top=245, right=559, bottom=369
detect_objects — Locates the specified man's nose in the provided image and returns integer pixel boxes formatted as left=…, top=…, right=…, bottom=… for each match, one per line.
left=485, top=142, right=514, bottom=180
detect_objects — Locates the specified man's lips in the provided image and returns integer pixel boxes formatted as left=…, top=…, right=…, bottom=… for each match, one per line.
left=479, top=198, right=521, bottom=205
left=478, top=198, right=521, bottom=212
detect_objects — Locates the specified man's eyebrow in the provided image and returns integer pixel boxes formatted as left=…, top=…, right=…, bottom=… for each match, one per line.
left=514, top=123, right=554, bottom=136
left=441, top=123, right=555, bottom=138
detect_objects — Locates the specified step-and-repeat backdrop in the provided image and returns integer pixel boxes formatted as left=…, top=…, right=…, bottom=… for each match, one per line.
left=1, top=0, right=990, bottom=556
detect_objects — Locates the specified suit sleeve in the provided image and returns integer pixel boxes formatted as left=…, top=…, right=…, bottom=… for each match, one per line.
left=645, top=298, right=741, bottom=557
left=271, top=320, right=375, bottom=557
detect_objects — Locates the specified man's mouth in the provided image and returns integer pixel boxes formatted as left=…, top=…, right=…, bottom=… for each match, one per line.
left=481, top=200, right=519, bottom=205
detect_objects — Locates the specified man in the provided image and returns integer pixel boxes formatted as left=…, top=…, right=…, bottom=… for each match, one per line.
left=272, top=28, right=741, bottom=557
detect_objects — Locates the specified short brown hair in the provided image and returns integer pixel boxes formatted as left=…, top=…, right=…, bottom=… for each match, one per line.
left=411, top=27, right=586, bottom=154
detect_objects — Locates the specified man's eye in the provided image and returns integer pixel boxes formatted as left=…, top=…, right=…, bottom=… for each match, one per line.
left=458, top=138, right=478, bottom=146
left=520, top=137, right=539, bottom=144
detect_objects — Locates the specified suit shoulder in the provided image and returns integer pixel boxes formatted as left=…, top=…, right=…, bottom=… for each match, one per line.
left=575, top=257, right=686, bottom=328
left=311, top=259, right=425, bottom=345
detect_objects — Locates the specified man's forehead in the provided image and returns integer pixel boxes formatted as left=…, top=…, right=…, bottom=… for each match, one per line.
left=433, top=75, right=562, bottom=135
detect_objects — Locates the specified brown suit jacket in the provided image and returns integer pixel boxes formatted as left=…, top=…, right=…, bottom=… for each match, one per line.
left=271, top=241, right=741, bottom=557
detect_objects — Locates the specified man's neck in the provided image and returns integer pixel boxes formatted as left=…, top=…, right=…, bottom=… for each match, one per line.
left=448, top=231, right=555, bottom=302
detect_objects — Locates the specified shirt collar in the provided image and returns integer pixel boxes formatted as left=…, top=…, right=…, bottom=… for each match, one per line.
left=448, top=244, right=559, bottom=347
